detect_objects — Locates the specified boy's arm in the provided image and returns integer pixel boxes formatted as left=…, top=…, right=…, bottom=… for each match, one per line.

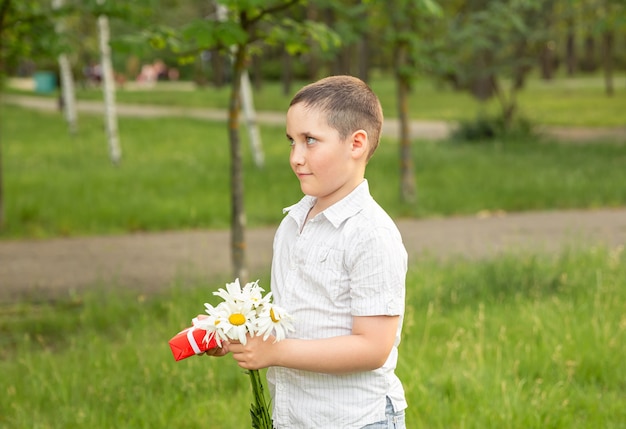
left=229, top=315, right=399, bottom=374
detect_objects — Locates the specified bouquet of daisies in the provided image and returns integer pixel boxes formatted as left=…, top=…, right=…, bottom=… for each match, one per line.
left=170, top=279, right=294, bottom=429
left=193, top=278, right=294, bottom=347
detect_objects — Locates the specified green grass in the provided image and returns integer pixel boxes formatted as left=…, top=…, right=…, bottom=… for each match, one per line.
left=403, top=246, right=626, bottom=428
left=1, top=246, right=624, bottom=428
left=2, top=104, right=625, bottom=239
left=7, top=73, right=626, bottom=126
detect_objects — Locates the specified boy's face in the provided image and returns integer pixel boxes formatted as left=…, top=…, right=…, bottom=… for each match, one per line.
left=286, top=103, right=364, bottom=210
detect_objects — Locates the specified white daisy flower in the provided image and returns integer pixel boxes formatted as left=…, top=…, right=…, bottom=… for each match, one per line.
left=212, top=300, right=257, bottom=345
left=213, top=278, right=246, bottom=305
left=193, top=304, right=228, bottom=346
left=256, top=304, right=295, bottom=342
left=242, top=280, right=273, bottom=309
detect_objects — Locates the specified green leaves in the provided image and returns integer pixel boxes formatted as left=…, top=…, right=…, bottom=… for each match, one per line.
left=181, top=19, right=247, bottom=50
left=265, top=18, right=340, bottom=55
left=112, top=0, right=339, bottom=68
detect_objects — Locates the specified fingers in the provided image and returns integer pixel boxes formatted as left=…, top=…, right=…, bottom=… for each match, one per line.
left=228, top=338, right=269, bottom=370
left=203, top=342, right=230, bottom=357
left=204, top=347, right=223, bottom=357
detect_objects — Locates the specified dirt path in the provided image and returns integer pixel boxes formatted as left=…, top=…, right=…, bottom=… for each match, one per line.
left=2, top=208, right=625, bottom=303
left=4, top=94, right=626, bottom=142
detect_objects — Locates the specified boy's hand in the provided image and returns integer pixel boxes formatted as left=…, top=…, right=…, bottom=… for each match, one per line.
left=204, top=343, right=229, bottom=357
left=229, top=334, right=277, bottom=370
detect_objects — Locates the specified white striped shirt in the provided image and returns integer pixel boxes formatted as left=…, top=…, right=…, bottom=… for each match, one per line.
left=268, top=180, right=408, bottom=428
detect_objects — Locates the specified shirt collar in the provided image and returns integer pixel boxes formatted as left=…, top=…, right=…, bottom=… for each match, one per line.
left=282, top=180, right=370, bottom=229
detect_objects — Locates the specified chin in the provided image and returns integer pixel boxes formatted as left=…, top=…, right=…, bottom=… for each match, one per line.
left=299, top=184, right=319, bottom=197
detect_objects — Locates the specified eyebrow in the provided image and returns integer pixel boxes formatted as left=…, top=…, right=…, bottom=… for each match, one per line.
left=286, top=130, right=316, bottom=140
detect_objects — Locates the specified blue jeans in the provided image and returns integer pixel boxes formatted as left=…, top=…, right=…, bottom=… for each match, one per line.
left=361, top=397, right=406, bottom=429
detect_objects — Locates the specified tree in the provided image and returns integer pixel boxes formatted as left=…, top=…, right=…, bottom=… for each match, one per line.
left=429, top=0, right=555, bottom=133
left=138, top=0, right=339, bottom=281
left=52, top=0, right=78, bottom=135
left=555, top=0, right=580, bottom=76
left=96, top=0, right=121, bottom=164
left=0, top=0, right=60, bottom=230
left=585, top=0, right=625, bottom=96
left=380, top=0, right=442, bottom=203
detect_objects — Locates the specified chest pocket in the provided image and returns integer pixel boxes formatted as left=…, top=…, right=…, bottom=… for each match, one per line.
left=302, top=245, right=347, bottom=302
left=310, top=245, right=344, bottom=273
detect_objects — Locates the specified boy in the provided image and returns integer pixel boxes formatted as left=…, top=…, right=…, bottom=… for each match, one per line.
left=222, top=75, right=407, bottom=428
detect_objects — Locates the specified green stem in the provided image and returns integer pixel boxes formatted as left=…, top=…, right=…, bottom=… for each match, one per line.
left=248, top=369, right=273, bottom=429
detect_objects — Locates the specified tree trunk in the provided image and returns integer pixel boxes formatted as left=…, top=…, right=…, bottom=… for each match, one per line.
left=306, top=3, right=321, bottom=81
left=97, top=0, right=121, bottom=164
left=229, top=44, right=248, bottom=282
left=540, top=42, right=555, bottom=81
left=397, top=76, right=415, bottom=203
left=471, top=51, right=496, bottom=100
left=356, top=0, right=369, bottom=82
left=581, top=33, right=597, bottom=72
left=210, top=49, right=226, bottom=87
left=512, top=40, right=530, bottom=90
left=395, top=43, right=416, bottom=203
left=251, top=54, right=262, bottom=90
left=338, top=45, right=353, bottom=75
left=52, top=0, right=77, bottom=134
left=357, top=36, right=369, bottom=83
left=602, top=30, right=614, bottom=97
left=565, top=18, right=576, bottom=76
left=281, top=48, right=293, bottom=96
left=0, top=92, right=3, bottom=230
left=240, top=70, right=264, bottom=168
left=57, top=54, right=77, bottom=134
left=324, top=7, right=343, bottom=76
left=0, top=27, right=5, bottom=230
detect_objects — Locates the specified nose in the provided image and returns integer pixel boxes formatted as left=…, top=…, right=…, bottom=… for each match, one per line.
left=290, top=142, right=305, bottom=166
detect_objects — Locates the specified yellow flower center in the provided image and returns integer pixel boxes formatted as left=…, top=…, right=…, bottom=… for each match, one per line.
left=229, top=313, right=246, bottom=326
left=270, top=308, right=279, bottom=323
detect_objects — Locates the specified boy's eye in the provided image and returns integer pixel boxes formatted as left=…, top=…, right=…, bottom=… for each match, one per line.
left=288, top=138, right=295, bottom=146
left=306, top=136, right=317, bottom=145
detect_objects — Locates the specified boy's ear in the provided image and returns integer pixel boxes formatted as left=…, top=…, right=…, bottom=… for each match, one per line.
left=350, top=129, right=369, bottom=159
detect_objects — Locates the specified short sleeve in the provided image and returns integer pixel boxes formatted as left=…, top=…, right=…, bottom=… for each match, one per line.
left=346, top=225, right=407, bottom=316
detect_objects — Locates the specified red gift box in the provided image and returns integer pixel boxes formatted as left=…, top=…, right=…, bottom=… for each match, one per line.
left=169, top=326, right=218, bottom=361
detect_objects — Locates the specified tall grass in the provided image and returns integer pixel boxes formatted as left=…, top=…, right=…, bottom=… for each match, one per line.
left=1, top=245, right=624, bottom=428
left=2, top=105, right=625, bottom=239
left=404, top=246, right=626, bottom=427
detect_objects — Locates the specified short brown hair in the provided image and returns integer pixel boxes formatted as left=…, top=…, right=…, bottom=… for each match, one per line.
left=289, top=75, right=383, bottom=160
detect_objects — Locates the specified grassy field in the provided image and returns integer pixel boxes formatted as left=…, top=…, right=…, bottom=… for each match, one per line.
left=1, top=75, right=625, bottom=428
left=1, top=246, right=624, bottom=428
left=1, top=102, right=625, bottom=239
